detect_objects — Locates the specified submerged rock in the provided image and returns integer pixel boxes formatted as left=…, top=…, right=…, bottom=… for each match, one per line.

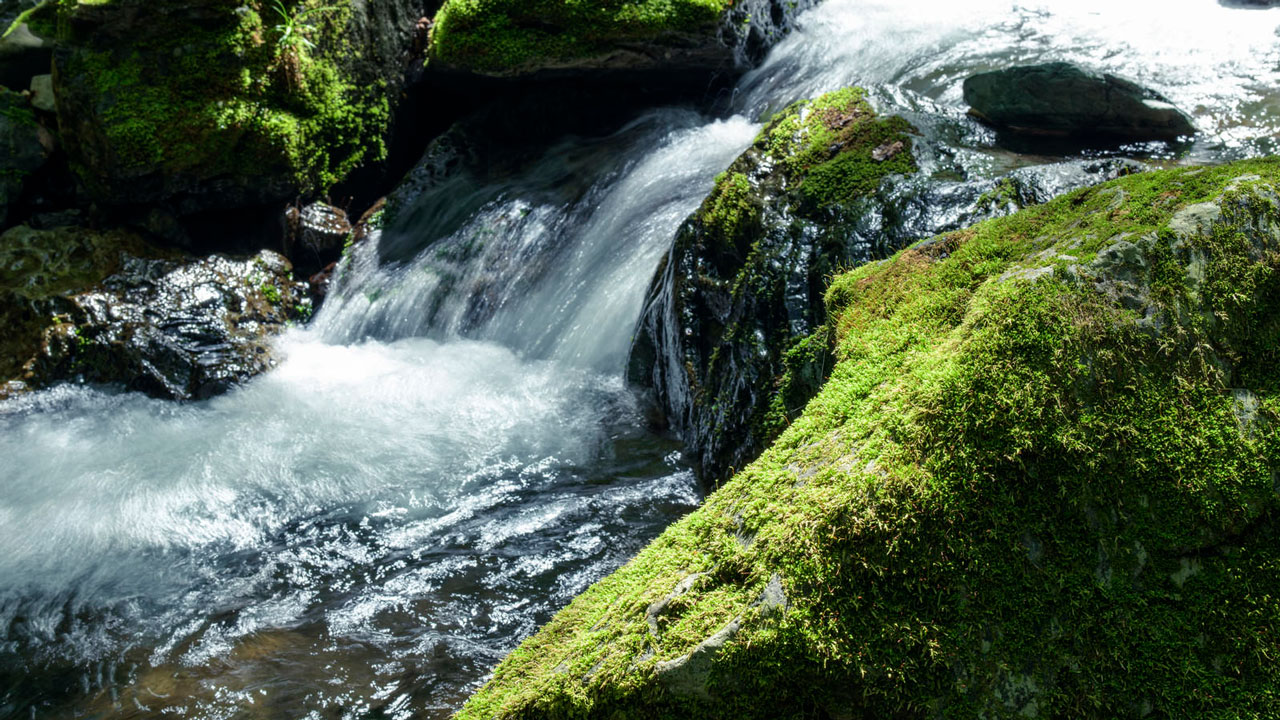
left=428, top=0, right=816, bottom=78
left=963, top=62, right=1196, bottom=142
left=461, top=158, right=1280, bottom=720
left=0, top=224, right=308, bottom=401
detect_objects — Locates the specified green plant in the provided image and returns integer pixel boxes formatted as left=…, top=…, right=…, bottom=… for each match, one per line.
left=269, top=0, right=338, bottom=56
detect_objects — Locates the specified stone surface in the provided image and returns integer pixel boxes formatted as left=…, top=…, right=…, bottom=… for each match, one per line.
left=0, top=224, right=309, bottom=401
left=628, top=85, right=1145, bottom=483
left=963, top=62, right=1196, bottom=141
left=0, top=2, right=52, bottom=91
left=26, top=71, right=51, bottom=111
left=0, top=86, right=45, bottom=227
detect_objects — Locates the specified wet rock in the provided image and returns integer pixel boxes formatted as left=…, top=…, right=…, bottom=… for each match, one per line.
left=628, top=87, right=917, bottom=481
left=462, top=160, right=1280, bottom=720
left=0, top=224, right=308, bottom=401
left=629, top=84, right=1146, bottom=483
left=428, top=0, right=817, bottom=79
left=286, top=201, right=352, bottom=275
left=963, top=62, right=1196, bottom=142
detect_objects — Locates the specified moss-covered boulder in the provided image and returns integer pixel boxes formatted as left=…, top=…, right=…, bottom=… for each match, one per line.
left=0, top=223, right=309, bottom=400
left=461, top=158, right=1280, bottom=719
left=627, top=87, right=917, bottom=481
left=630, top=86, right=1150, bottom=484
left=427, top=0, right=814, bottom=78
left=51, top=0, right=423, bottom=215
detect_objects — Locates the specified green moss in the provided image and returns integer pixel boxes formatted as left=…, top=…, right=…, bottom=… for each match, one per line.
left=699, top=171, right=760, bottom=250
left=57, top=0, right=388, bottom=196
left=260, top=281, right=282, bottom=304
left=459, top=158, right=1280, bottom=719
left=4, top=0, right=56, bottom=39
left=428, top=0, right=732, bottom=73
left=667, top=86, right=917, bottom=478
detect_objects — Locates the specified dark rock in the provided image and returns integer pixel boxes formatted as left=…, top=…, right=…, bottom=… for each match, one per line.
left=0, top=86, right=46, bottom=227
left=963, top=62, right=1196, bottom=142
left=628, top=87, right=918, bottom=481
left=0, top=224, right=308, bottom=401
left=285, top=201, right=351, bottom=274
left=0, top=2, right=53, bottom=91
left=1219, top=0, right=1280, bottom=6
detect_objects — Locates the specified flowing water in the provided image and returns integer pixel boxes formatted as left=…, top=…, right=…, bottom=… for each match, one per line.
left=3, top=1, right=1279, bottom=718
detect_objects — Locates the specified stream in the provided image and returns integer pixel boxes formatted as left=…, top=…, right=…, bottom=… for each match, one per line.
left=3, top=1, right=1279, bottom=717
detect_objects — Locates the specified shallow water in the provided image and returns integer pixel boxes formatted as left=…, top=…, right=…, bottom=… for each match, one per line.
left=4, top=1, right=1280, bottom=717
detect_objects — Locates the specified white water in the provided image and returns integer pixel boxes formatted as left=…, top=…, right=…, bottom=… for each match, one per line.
left=4, top=1, right=1279, bottom=717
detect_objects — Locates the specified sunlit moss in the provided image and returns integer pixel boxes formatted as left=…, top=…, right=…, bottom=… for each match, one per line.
left=56, top=0, right=389, bottom=197
left=459, top=158, right=1280, bottom=719
left=428, top=0, right=732, bottom=73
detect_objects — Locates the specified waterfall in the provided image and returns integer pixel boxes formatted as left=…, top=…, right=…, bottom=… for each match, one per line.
left=3, top=0, right=1280, bottom=716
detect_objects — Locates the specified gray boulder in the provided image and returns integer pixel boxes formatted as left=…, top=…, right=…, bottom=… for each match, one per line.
left=963, top=62, right=1195, bottom=141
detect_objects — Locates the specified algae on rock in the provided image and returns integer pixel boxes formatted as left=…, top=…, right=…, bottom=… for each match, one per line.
left=461, top=159, right=1280, bottom=719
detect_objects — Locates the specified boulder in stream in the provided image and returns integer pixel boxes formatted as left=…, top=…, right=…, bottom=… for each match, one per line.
left=0, top=224, right=309, bottom=401
left=628, top=87, right=917, bottom=481
left=963, top=62, right=1196, bottom=142
left=428, top=0, right=817, bottom=79
left=461, top=157, right=1280, bottom=720
left=628, top=85, right=1146, bottom=483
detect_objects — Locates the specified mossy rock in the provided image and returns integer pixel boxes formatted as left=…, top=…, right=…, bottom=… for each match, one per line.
left=629, top=87, right=919, bottom=482
left=462, top=158, right=1280, bottom=719
left=51, top=0, right=419, bottom=214
left=427, top=0, right=815, bottom=78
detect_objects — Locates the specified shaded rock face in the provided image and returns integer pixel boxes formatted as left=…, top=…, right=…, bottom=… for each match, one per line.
left=51, top=0, right=425, bottom=219
left=0, top=225, right=308, bottom=401
left=427, top=0, right=815, bottom=79
left=628, top=86, right=1144, bottom=483
left=0, top=87, right=45, bottom=227
left=963, top=62, right=1196, bottom=142
left=458, top=159, right=1280, bottom=720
